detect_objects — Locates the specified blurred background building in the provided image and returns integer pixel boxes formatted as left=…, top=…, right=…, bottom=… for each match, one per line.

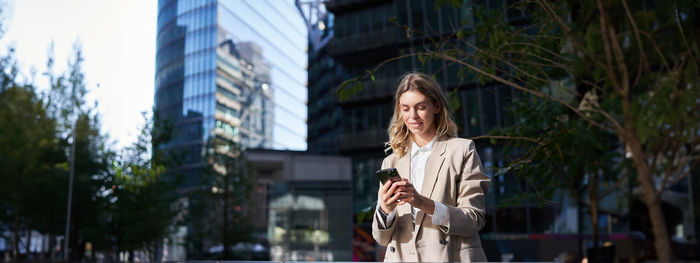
left=155, top=0, right=308, bottom=182
left=246, top=149, right=352, bottom=261
left=154, top=0, right=343, bottom=260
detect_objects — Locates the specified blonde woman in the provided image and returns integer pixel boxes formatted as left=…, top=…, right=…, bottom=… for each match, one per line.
left=373, top=72, right=491, bottom=262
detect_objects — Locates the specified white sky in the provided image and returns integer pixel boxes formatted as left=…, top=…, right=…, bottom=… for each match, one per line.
left=0, top=0, right=157, bottom=149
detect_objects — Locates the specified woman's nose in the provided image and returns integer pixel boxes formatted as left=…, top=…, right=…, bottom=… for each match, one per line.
left=410, top=109, right=419, bottom=119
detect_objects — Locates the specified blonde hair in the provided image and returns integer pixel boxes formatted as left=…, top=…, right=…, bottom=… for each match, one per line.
left=386, top=72, right=458, bottom=157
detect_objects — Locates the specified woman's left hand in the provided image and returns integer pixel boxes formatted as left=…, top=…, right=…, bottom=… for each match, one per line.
left=394, top=178, right=435, bottom=214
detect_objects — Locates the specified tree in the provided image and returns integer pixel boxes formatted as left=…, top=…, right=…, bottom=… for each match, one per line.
left=494, top=95, right=625, bottom=260
left=187, top=135, right=254, bottom=260
left=0, top=55, right=61, bottom=259
left=45, top=42, right=116, bottom=261
left=339, top=0, right=699, bottom=260
left=110, top=112, right=181, bottom=262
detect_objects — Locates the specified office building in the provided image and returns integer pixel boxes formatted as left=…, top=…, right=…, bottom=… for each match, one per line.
left=155, top=0, right=308, bottom=181
left=297, top=0, right=346, bottom=154
left=155, top=0, right=308, bottom=259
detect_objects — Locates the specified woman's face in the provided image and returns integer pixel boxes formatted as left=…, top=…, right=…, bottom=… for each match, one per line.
left=399, top=90, right=440, bottom=138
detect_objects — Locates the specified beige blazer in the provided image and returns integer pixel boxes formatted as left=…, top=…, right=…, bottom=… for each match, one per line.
left=372, top=136, right=491, bottom=262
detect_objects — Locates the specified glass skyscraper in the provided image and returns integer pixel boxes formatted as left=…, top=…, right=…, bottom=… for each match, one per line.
left=156, top=0, right=308, bottom=180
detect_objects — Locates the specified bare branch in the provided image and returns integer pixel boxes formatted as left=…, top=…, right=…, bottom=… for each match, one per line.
left=639, top=31, right=671, bottom=72
left=535, top=0, right=601, bottom=66
left=368, top=53, right=417, bottom=77
left=621, top=0, right=647, bottom=91
left=659, top=157, right=700, bottom=194
left=468, top=135, right=542, bottom=145
left=498, top=42, right=573, bottom=62
left=526, top=177, right=560, bottom=205
left=431, top=51, right=608, bottom=130
left=580, top=79, right=606, bottom=93
left=607, top=23, right=630, bottom=95
left=597, top=0, right=624, bottom=95
left=584, top=107, right=623, bottom=134
left=600, top=171, right=628, bottom=198
left=675, top=7, right=697, bottom=61
left=659, top=151, right=692, bottom=193
left=451, top=39, right=560, bottom=85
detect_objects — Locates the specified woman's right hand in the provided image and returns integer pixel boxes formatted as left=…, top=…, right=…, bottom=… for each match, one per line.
left=379, top=179, right=401, bottom=214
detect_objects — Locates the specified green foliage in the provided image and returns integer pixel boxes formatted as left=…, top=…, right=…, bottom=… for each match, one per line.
left=336, top=77, right=364, bottom=101
left=186, top=135, right=255, bottom=259
left=109, top=112, right=181, bottom=261
left=0, top=69, right=65, bottom=241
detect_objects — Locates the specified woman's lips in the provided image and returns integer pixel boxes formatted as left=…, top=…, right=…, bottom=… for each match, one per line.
left=409, top=122, right=422, bottom=128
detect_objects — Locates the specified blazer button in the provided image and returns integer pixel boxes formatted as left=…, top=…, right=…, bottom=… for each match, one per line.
left=390, top=247, right=396, bottom=253
left=439, top=238, right=447, bottom=245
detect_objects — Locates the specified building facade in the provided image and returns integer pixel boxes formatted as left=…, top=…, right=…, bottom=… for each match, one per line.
left=155, top=0, right=308, bottom=259
left=297, top=0, right=347, bottom=154
left=155, top=0, right=308, bottom=183
left=246, top=149, right=353, bottom=261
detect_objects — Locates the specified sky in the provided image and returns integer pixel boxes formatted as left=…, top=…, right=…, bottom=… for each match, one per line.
left=0, top=0, right=157, bottom=149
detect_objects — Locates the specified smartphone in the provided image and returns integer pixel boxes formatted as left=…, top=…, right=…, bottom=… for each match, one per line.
left=376, top=168, right=400, bottom=184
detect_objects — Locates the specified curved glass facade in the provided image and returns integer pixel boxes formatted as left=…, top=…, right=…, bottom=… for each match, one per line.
left=217, top=0, right=308, bottom=150
left=155, top=0, right=308, bottom=180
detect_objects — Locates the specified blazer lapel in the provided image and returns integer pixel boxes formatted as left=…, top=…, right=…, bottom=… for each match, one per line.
left=395, top=153, right=412, bottom=221
left=397, top=151, right=410, bottom=182
left=414, top=136, right=447, bottom=231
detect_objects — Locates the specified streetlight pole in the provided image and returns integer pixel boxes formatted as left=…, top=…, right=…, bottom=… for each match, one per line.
left=64, top=120, right=76, bottom=261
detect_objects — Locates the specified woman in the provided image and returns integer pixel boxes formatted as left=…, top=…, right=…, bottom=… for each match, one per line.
left=373, top=72, right=491, bottom=262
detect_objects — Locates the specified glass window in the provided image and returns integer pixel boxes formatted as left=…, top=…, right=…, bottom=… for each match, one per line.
left=499, top=86, right=514, bottom=126
left=410, top=0, right=424, bottom=30
left=360, top=9, right=371, bottom=32
left=440, top=5, right=457, bottom=34
left=482, top=86, right=498, bottom=132
left=466, top=87, right=481, bottom=135
left=368, top=105, right=379, bottom=131
left=425, top=0, right=439, bottom=33
left=460, top=0, right=475, bottom=28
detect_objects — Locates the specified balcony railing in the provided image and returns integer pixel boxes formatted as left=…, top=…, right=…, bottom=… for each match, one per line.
left=329, top=28, right=400, bottom=57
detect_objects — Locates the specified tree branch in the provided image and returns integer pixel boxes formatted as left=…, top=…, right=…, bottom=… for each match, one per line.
left=584, top=107, right=623, bottom=134
left=607, top=22, right=630, bottom=95
left=600, top=171, right=628, bottom=198
left=431, top=51, right=608, bottom=130
left=498, top=42, right=573, bottom=62
left=621, top=0, right=647, bottom=90
left=535, top=0, right=606, bottom=68
left=597, top=0, right=624, bottom=95
left=639, top=31, right=671, bottom=72
left=468, top=135, right=542, bottom=145
left=675, top=7, right=697, bottom=61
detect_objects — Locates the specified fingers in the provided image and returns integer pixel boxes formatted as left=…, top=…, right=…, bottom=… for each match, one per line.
left=387, top=190, right=401, bottom=204
left=380, top=180, right=392, bottom=193
left=382, top=183, right=400, bottom=203
left=380, top=177, right=422, bottom=207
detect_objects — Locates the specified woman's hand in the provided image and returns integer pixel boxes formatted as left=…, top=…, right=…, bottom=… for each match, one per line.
left=379, top=179, right=401, bottom=214
left=394, top=178, right=435, bottom=215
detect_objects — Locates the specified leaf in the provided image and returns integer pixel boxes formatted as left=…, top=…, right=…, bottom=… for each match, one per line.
left=366, top=69, right=375, bottom=83
left=457, top=29, right=466, bottom=40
